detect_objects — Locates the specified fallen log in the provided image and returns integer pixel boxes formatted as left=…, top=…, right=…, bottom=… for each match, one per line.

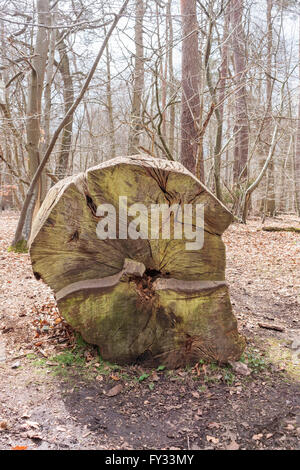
left=262, top=226, right=300, bottom=233
left=29, top=155, right=245, bottom=366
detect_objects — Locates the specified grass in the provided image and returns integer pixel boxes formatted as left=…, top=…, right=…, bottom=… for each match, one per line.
left=27, top=334, right=275, bottom=388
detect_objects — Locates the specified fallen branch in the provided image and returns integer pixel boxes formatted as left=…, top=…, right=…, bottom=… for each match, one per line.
left=258, top=322, right=285, bottom=332
left=262, top=226, right=300, bottom=233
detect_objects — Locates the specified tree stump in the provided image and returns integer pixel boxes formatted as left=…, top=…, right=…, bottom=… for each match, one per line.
left=29, top=155, right=245, bottom=366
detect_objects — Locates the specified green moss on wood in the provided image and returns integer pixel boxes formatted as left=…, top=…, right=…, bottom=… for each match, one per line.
left=8, top=239, right=28, bottom=253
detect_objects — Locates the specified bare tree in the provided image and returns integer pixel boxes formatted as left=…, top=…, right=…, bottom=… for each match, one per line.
left=128, top=0, right=145, bottom=155
left=56, top=36, right=74, bottom=179
left=12, top=0, right=130, bottom=248
left=180, top=0, right=202, bottom=178
left=25, top=0, right=50, bottom=234
left=231, top=0, right=249, bottom=183
left=295, top=15, right=300, bottom=216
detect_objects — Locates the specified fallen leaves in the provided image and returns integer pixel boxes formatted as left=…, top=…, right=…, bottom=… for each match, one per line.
left=252, top=433, right=263, bottom=441
left=0, top=420, right=8, bottom=430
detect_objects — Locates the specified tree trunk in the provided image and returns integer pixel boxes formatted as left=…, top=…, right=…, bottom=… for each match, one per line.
left=265, top=0, right=276, bottom=216
left=167, top=0, right=176, bottom=158
left=231, top=0, right=249, bottom=183
left=29, top=155, right=245, bottom=366
left=127, top=0, right=145, bottom=155
left=56, top=37, right=74, bottom=179
left=105, top=42, right=116, bottom=158
left=295, top=16, right=300, bottom=216
left=180, top=0, right=202, bottom=179
left=26, top=0, right=50, bottom=226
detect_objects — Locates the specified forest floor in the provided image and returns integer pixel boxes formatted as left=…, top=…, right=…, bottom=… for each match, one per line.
left=0, top=211, right=299, bottom=451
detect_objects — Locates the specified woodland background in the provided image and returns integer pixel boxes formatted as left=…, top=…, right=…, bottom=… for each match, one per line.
left=0, top=0, right=300, bottom=243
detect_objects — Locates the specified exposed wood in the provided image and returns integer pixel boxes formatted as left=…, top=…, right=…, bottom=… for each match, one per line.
left=29, top=155, right=245, bottom=366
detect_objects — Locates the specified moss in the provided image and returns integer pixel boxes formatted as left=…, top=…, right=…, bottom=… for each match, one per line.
left=8, top=239, right=28, bottom=253
left=265, top=337, right=300, bottom=382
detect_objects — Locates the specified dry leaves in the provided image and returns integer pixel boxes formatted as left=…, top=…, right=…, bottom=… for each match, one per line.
left=206, top=435, right=219, bottom=444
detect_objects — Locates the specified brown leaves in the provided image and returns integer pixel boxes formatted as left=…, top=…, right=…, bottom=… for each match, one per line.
left=206, top=435, right=219, bottom=444
left=0, top=420, right=8, bottom=430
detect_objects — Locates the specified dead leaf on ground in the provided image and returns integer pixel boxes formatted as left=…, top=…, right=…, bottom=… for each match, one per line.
left=206, top=435, right=219, bottom=444
left=226, top=440, right=240, bottom=450
left=0, top=420, right=8, bottom=430
left=252, top=433, right=263, bottom=441
left=110, top=374, right=120, bottom=381
left=151, top=371, right=159, bottom=382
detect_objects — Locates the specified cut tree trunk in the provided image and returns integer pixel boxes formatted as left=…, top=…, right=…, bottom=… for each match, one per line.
left=29, top=155, right=245, bottom=366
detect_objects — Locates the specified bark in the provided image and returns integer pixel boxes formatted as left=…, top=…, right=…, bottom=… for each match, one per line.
left=127, top=0, right=145, bottom=155
left=231, top=0, right=249, bottom=182
left=213, top=5, right=230, bottom=201
left=55, top=37, right=74, bottom=179
left=105, top=43, right=116, bottom=158
left=167, top=0, right=176, bottom=158
left=180, top=0, right=202, bottom=179
left=265, top=0, right=276, bottom=215
left=26, top=0, right=50, bottom=213
left=43, top=5, right=57, bottom=152
left=167, top=0, right=176, bottom=157
left=242, top=111, right=282, bottom=222
left=29, top=155, right=245, bottom=366
left=295, top=16, right=300, bottom=216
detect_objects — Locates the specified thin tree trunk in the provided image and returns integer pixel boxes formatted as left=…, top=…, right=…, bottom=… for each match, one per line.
left=180, top=0, right=202, bottom=179
left=167, top=0, right=176, bottom=158
left=231, top=0, right=249, bottom=183
left=24, top=0, right=50, bottom=239
left=105, top=42, right=116, bottom=158
left=213, top=4, right=230, bottom=201
left=43, top=5, right=57, bottom=151
left=128, top=0, right=145, bottom=155
left=56, top=37, right=74, bottom=179
left=265, top=0, right=276, bottom=215
left=26, top=2, right=50, bottom=193
left=295, top=16, right=300, bottom=216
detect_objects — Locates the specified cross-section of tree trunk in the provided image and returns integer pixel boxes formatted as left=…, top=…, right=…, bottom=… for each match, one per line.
left=29, top=155, right=245, bottom=366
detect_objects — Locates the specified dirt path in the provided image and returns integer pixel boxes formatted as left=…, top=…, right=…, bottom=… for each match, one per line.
left=0, top=211, right=299, bottom=450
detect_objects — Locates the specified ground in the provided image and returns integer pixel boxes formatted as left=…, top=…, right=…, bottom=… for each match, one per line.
left=0, top=211, right=299, bottom=450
